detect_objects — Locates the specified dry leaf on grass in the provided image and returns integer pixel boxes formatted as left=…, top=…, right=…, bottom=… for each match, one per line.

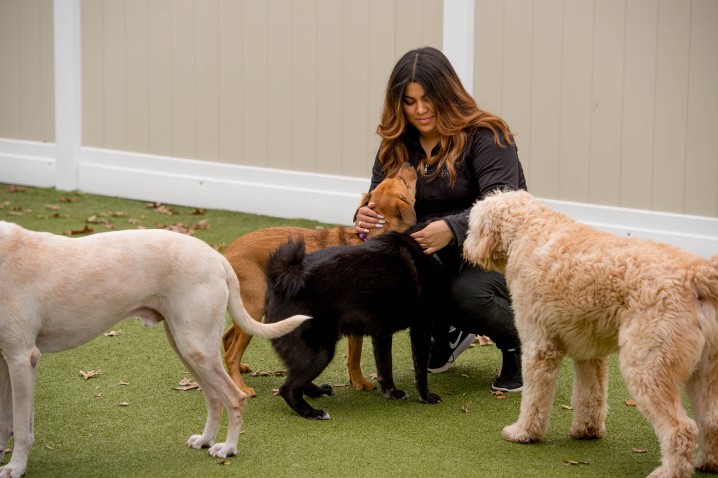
left=104, top=330, right=122, bottom=337
left=625, top=399, right=637, bottom=407
left=80, top=370, right=100, bottom=380
left=560, top=404, right=573, bottom=410
left=632, top=448, right=648, bottom=454
left=460, top=401, right=472, bottom=413
left=218, top=460, right=232, bottom=466
left=5, top=185, right=26, bottom=193
left=175, top=378, right=201, bottom=391
left=118, top=402, right=129, bottom=406
left=476, top=335, right=493, bottom=346
left=250, top=369, right=286, bottom=377
left=46, top=204, right=61, bottom=211
left=68, top=225, right=94, bottom=235
left=117, top=380, right=130, bottom=386
left=58, top=196, right=77, bottom=203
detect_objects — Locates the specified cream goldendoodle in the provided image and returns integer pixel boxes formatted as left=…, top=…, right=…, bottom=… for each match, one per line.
left=463, top=190, right=718, bottom=478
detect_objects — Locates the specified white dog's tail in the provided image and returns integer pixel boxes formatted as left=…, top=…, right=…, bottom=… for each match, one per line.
left=695, top=255, right=718, bottom=304
left=222, top=258, right=311, bottom=339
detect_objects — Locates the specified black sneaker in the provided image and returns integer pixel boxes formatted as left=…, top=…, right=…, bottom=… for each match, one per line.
left=428, top=328, right=476, bottom=373
left=491, top=347, right=523, bottom=392
left=491, top=374, right=523, bottom=392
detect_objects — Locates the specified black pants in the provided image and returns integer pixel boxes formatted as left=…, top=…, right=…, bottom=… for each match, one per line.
left=449, top=264, right=519, bottom=350
left=435, top=247, right=520, bottom=351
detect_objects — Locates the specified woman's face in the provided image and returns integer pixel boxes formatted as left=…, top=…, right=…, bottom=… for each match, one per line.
left=402, top=82, right=437, bottom=140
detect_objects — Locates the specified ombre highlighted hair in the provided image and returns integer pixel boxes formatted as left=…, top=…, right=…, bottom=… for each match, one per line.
left=377, top=47, right=514, bottom=183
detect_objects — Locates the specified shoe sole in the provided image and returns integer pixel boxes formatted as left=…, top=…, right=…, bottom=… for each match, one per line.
left=491, top=385, right=523, bottom=393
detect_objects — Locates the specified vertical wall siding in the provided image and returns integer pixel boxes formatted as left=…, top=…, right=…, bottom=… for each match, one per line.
left=0, top=0, right=55, bottom=142
left=80, top=0, right=443, bottom=179
left=474, top=0, right=718, bottom=217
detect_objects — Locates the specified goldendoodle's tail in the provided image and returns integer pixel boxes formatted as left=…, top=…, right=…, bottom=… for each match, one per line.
left=695, top=255, right=718, bottom=303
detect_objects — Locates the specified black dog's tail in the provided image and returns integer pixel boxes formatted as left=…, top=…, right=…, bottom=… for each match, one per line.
left=266, top=239, right=310, bottom=298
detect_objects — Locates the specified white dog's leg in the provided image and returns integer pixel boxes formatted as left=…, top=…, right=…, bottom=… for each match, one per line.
left=570, top=357, right=608, bottom=439
left=0, top=349, right=40, bottom=478
left=0, top=355, right=12, bottom=464
left=686, top=349, right=718, bottom=473
left=619, top=322, right=700, bottom=478
left=502, top=343, right=564, bottom=443
left=163, top=320, right=244, bottom=458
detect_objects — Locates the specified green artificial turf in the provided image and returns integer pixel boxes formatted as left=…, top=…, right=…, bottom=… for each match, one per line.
left=0, top=183, right=709, bottom=477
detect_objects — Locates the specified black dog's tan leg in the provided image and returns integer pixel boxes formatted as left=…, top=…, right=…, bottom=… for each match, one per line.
left=502, top=343, right=564, bottom=443
left=372, top=335, right=408, bottom=400
left=570, top=357, right=608, bottom=439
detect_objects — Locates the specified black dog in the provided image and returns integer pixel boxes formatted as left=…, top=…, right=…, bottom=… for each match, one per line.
left=264, top=231, right=448, bottom=419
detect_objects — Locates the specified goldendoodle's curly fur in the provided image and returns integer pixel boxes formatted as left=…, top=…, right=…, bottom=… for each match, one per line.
left=463, top=189, right=718, bottom=478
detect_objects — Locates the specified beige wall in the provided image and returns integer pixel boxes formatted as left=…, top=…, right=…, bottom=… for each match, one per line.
left=473, top=0, right=718, bottom=217
left=79, top=0, right=443, bottom=179
left=1, top=0, right=717, bottom=219
left=0, top=0, right=55, bottom=143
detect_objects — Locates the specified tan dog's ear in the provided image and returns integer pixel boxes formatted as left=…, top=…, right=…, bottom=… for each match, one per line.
left=398, top=201, right=417, bottom=226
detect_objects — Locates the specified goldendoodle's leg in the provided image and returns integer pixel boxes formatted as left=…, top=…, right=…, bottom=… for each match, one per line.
left=619, top=321, right=701, bottom=478
left=686, top=347, right=718, bottom=473
left=502, top=343, right=564, bottom=443
left=570, top=357, right=608, bottom=439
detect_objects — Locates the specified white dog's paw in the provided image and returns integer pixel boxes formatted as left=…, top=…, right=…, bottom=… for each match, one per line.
left=208, top=442, right=237, bottom=458
left=0, top=463, right=27, bottom=478
left=502, top=423, right=539, bottom=443
left=186, top=434, right=214, bottom=450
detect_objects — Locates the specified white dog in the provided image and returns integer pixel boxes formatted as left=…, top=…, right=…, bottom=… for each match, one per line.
left=463, top=190, right=718, bottom=478
left=0, top=222, right=310, bottom=478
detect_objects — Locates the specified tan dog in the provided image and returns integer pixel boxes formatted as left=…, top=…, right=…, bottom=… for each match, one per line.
left=222, top=163, right=417, bottom=397
left=0, top=223, right=310, bottom=478
left=463, top=190, right=718, bottom=478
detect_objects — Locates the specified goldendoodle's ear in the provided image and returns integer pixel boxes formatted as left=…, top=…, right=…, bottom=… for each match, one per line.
left=464, top=202, right=507, bottom=273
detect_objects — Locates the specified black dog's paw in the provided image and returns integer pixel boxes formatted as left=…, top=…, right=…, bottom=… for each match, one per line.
left=307, top=409, right=331, bottom=420
left=420, top=392, right=442, bottom=404
left=386, top=389, right=409, bottom=401
left=304, top=383, right=334, bottom=397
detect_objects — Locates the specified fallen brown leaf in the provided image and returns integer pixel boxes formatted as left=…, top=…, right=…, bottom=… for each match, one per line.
left=560, top=404, right=573, bottom=410
left=104, top=330, right=122, bottom=337
left=191, top=208, right=206, bottom=215
left=632, top=448, right=648, bottom=454
left=175, top=378, right=201, bottom=391
left=69, top=225, right=94, bottom=235
left=460, top=400, right=472, bottom=413
left=625, top=399, right=637, bottom=407
left=80, top=370, right=100, bottom=380
left=58, top=196, right=77, bottom=203
left=218, top=460, right=232, bottom=466
left=117, top=380, right=130, bottom=386
left=5, top=185, right=26, bottom=193
left=46, top=204, right=61, bottom=211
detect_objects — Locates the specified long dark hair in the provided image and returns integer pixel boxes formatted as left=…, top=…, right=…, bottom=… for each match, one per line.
left=377, top=47, right=514, bottom=182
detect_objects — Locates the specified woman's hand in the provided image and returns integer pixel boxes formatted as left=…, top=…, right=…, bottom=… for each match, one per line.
left=354, top=202, right=385, bottom=233
left=411, top=220, right=454, bottom=254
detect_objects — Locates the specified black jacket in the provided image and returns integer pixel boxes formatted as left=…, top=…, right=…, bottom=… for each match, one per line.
left=368, top=126, right=527, bottom=252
